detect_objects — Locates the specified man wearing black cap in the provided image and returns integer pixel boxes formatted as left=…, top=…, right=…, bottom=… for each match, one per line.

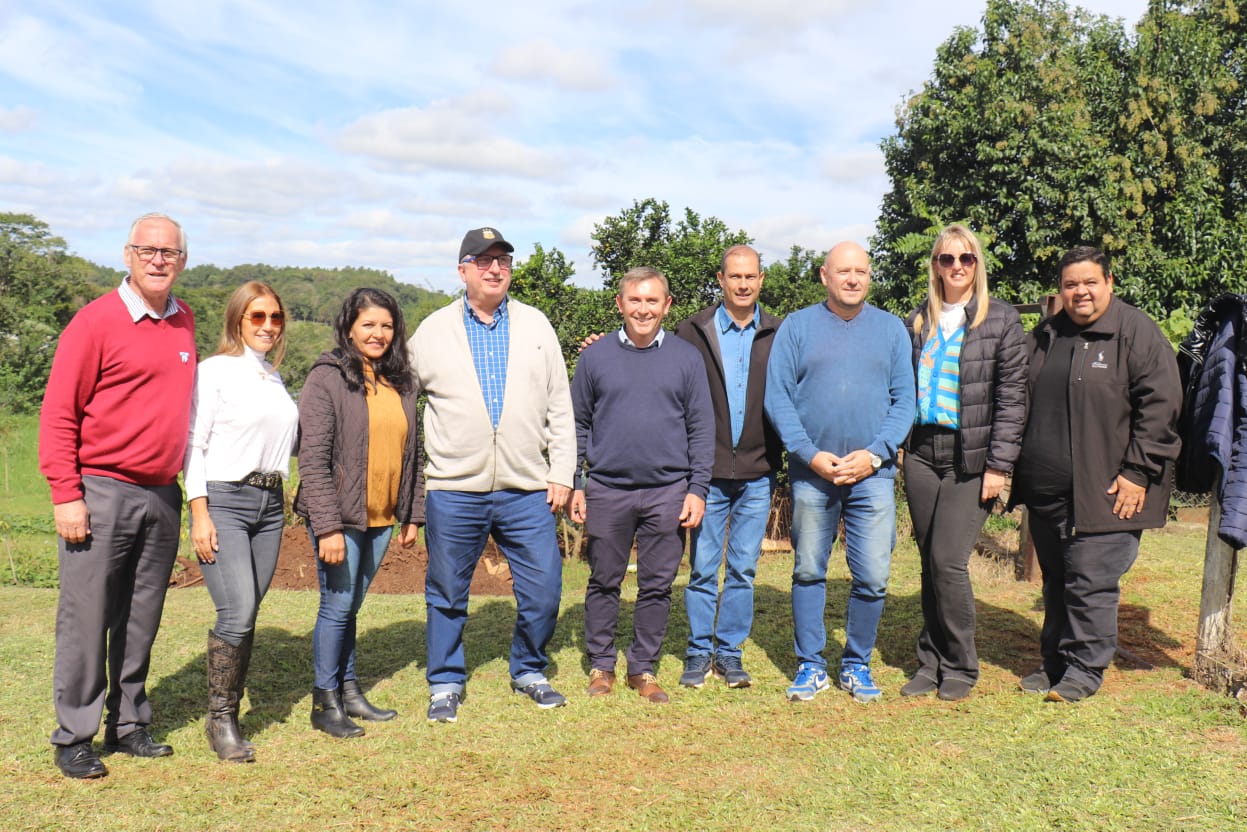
left=408, top=227, right=577, bottom=724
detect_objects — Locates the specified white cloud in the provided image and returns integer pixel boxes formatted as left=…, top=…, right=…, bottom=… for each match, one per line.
left=818, top=149, right=886, bottom=184
left=0, top=11, right=143, bottom=104
left=335, top=98, right=565, bottom=179
left=0, top=106, right=36, bottom=132
left=491, top=39, right=615, bottom=91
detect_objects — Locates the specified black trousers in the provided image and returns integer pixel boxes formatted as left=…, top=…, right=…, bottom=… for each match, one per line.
left=903, top=426, right=991, bottom=684
left=1027, top=507, right=1140, bottom=693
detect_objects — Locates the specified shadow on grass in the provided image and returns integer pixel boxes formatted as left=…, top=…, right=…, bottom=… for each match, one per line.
left=146, top=616, right=426, bottom=742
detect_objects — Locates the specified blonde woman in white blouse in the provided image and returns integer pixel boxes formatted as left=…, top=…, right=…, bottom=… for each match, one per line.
left=184, top=281, right=298, bottom=763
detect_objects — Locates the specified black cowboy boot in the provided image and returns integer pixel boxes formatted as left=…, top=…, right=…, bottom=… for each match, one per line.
left=206, top=631, right=255, bottom=763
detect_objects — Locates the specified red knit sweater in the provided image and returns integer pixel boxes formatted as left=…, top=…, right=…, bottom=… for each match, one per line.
left=39, top=290, right=197, bottom=503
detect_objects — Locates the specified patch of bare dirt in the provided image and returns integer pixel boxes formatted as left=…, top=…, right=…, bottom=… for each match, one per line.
left=171, top=525, right=516, bottom=595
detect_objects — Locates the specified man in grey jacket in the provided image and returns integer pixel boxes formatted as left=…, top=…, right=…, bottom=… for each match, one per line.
left=408, top=227, right=577, bottom=724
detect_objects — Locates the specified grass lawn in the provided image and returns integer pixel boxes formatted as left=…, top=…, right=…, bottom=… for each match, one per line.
left=0, top=514, right=1244, bottom=831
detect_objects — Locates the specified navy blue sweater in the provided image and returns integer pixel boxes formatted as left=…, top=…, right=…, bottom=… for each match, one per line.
left=571, top=332, right=714, bottom=497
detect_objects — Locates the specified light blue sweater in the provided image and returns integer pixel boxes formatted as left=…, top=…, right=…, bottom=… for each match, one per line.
left=764, top=302, right=915, bottom=480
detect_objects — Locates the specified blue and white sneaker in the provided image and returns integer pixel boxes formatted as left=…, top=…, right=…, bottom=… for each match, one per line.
left=838, top=664, right=883, bottom=703
left=786, top=662, right=830, bottom=702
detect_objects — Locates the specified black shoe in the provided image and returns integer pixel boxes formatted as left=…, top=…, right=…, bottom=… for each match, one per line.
left=900, top=674, right=938, bottom=697
left=311, top=688, right=365, bottom=738
left=342, top=679, right=398, bottom=721
left=54, top=742, right=107, bottom=779
left=1019, top=668, right=1056, bottom=694
left=1045, top=678, right=1096, bottom=703
left=937, top=678, right=973, bottom=701
left=103, top=728, right=173, bottom=758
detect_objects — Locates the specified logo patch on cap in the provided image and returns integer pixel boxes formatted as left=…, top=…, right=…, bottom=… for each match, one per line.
left=482, top=229, right=496, bottom=240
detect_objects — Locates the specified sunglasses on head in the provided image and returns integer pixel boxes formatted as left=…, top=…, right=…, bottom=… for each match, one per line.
left=244, top=311, right=285, bottom=326
left=936, top=252, right=978, bottom=268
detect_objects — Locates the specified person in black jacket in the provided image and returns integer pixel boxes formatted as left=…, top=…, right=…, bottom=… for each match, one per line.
left=673, top=245, right=784, bottom=690
left=1013, top=246, right=1180, bottom=702
left=900, top=224, right=1028, bottom=701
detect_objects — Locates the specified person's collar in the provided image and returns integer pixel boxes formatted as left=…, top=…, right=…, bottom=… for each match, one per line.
left=464, top=295, right=508, bottom=325
left=242, top=345, right=274, bottom=371
left=618, top=327, right=665, bottom=349
left=716, top=302, right=759, bottom=333
left=119, top=277, right=180, bottom=321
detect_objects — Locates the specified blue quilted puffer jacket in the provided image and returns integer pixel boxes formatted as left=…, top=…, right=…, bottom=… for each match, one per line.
left=1177, top=293, right=1247, bottom=548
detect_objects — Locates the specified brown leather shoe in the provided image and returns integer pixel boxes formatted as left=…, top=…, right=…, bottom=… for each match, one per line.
left=587, top=669, right=616, bottom=697
left=626, top=673, right=669, bottom=704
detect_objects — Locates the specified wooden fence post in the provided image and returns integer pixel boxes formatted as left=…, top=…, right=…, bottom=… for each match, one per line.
left=1194, top=495, right=1244, bottom=695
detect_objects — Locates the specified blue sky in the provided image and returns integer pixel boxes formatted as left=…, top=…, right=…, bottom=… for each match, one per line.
left=0, top=0, right=1147, bottom=294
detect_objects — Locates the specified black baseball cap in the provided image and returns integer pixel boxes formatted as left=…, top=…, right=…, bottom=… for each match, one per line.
left=459, top=227, right=514, bottom=261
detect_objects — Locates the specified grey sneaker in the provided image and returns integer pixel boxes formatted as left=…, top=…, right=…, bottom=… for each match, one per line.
left=427, top=691, right=461, bottom=724
left=712, top=655, right=752, bottom=688
left=680, top=654, right=713, bottom=688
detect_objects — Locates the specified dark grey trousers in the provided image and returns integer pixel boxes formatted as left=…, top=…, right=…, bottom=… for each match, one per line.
left=51, top=475, right=181, bottom=746
left=583, top=480, right=687, bottom=677
left=903, top=426, right=991, bottom=685
left=1027, top=509, right=1141, bottom=693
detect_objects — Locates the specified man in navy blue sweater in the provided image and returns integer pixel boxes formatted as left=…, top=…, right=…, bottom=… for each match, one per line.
left=765, top=242, right=914, bottom=704
left=570, top=266, right=715, bottom=703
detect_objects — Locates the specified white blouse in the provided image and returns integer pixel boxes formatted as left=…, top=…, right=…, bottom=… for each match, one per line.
left=183, top=347, right=299, bottom=501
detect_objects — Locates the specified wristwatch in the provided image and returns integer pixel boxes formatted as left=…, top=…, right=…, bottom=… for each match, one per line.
left=869, top=453, right=882, bottom=470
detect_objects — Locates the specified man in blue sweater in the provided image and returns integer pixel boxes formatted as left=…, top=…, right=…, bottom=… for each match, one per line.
left=765, top=242, right=914, bottom=703
left=570, top=266, right=715, bottom=703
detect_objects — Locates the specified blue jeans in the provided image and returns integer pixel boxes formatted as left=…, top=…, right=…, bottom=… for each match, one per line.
left=685, top=475, right=774, bottom=659
left=424, top=490, right=562, bottom=696
left=790, top=475, right=896, bottom=670
left=311, top=526, right=392, bottom=691
left=197, top=481, right=284, bottom=645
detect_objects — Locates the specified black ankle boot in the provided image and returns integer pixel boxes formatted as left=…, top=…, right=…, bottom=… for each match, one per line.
left=206, top=631, right=255, bottom=763
left=310, top=688, right=364, bottom=738
left=342, top=679, right=397, bottom=721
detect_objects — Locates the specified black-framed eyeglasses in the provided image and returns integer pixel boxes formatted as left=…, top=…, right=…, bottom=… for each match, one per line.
left=128, top=244, right=184, bottom=261
left=936, top=252, right=977, bottom=268
left=463, top=254, right=514, bottom=270
left=243, top=311, right=285, bottom=327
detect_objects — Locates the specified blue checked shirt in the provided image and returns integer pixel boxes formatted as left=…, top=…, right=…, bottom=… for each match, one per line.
left=465, top=298, right=510, bottom=429
left=714, top=303, right=759, bottom=448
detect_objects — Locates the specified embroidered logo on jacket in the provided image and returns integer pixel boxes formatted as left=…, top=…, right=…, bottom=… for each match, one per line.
left=1091, top=350, right=1108, bottom=370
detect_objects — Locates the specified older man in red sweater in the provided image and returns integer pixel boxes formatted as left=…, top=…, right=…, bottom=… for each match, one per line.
left=39, top=213, right=196, bottom=779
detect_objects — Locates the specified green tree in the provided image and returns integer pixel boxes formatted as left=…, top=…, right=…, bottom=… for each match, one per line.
left=0, top=214, right=98, bottom=413
left=590, top=199, right=751, bottom=324
left=509, top=243, right=615, bottom=368
left=760, top=245, right=828, bottom=316
left=1115, top=0, right=1247, bottom=312
left=872, top=0, right=1138, bottom=315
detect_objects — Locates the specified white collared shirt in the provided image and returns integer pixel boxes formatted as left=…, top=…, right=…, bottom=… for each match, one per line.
left=183, top=347, right=299, bottom=500
left=118, top=277, right=182, bottom=321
